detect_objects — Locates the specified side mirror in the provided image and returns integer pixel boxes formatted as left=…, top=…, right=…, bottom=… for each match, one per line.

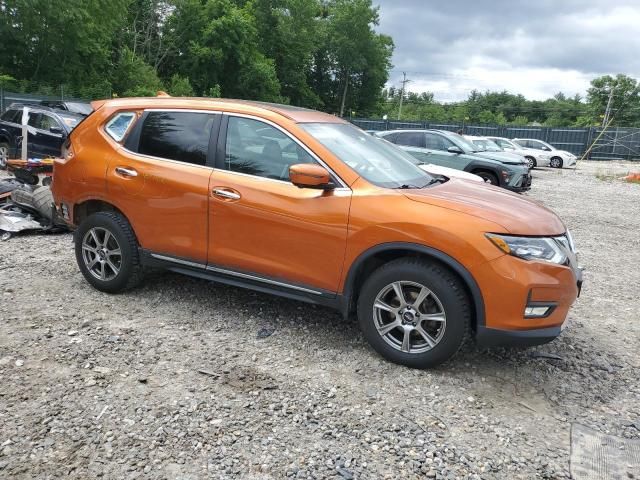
left=542, top=146, right=551, bottom=151
left=289, top=163, right=335, bottom=190
left=447, top=146, right=463, bottom=154
left=49, top=126, right=64, bottom=135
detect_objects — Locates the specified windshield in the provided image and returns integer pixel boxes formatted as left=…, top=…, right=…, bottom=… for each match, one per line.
left=301, top=123, right=434, bottom=189
left=442, top=132, right=477, bottom=153
left=471, top=138, right=502, bottom=152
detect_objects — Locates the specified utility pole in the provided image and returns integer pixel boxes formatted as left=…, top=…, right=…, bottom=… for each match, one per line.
left=398, top=72, right=411, bottom=120
left=602, top=88, right=614, bottom=127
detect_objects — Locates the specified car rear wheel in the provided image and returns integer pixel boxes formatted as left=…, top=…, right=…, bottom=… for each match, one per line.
left=0, top=142, right=9, bottom=169
left=475, top=171, right=499, bottom=185
left=550, top=157, right=563, bottom=168
left=74, top=212, right=144, bottom=293
left=357, top=258, right=471, bottom=368
left=525, top=156, right=536, bottom=169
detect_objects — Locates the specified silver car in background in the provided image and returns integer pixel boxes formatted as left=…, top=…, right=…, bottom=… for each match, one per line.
left=485, top=136, right=551, bottom=169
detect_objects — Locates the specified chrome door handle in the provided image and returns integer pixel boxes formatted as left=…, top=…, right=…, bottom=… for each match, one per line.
left=212, top=189, right=241, bottom=200
left=115, top=167, right=138, bottom=177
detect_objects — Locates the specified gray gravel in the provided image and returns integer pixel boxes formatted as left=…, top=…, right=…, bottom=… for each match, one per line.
left=1, top=161, right=639, bottom=479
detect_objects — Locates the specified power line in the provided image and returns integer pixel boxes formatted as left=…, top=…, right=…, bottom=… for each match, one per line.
left=397, top=72, right=411, bottom=120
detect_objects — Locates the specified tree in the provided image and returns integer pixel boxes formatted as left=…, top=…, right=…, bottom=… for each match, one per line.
left=112, top=47, right=164, bottom=97
left=586, top=74, right=640, bottom=126
left=167, top=74, right=194, bottom=96
left=163, top=0, right=281, bottom=100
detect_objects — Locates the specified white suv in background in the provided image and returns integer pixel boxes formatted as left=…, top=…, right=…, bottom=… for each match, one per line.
left=512, top=138, right=577, bottom=168
left=486, top=136, right=551, bottom=169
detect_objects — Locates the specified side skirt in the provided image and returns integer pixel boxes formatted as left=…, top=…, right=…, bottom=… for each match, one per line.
left=139, top=250, right=348, bottom=314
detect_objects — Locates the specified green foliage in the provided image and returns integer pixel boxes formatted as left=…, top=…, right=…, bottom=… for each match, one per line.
left=113, top=48, right=164, bottom=97
left=168, top=74, right=195, bottom=97
left=586, top=74, right=640, bottom=126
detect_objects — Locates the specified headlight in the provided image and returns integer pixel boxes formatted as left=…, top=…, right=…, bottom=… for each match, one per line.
left=486, top=233, right=568, bottom=264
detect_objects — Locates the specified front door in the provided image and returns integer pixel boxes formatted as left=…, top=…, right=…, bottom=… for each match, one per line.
left=208, top=115, right=351, bottom=293
left=106, top=110, right=219, bottom=263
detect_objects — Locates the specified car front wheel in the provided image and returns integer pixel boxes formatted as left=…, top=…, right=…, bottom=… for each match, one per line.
left=525, top=156, right=536, bottom=169
left=475, top=171, right=499, bottom=185
left=357, top=259, right=471, bottom=368
left=550, top=157, right=563, bottom=168
left=75, top=212, right=144, bottom=293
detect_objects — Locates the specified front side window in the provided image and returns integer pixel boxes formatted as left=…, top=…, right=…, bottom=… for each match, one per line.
left=424, top=133, right=449, bottom=150
left=106, top=112, right=136, bottom=142
left=224, top=116, right=316, bottom=181
left=38, top=113, right=61, bottom=132
left=301, top=122, right=433, bottom=189
left=138, top=111, right=214, bottom=166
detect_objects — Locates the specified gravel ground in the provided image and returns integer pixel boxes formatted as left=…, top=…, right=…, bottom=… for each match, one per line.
left=1, top=161, right=639, bottom=479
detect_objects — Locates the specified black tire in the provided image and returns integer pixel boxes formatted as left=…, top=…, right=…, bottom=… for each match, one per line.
left=357, top=258, right=471, bottom=369
left=474, top=170, right=499, bottom=185
left=550, top=156, right=563, bottom=168
left=0, top=142, right=9, bottom=169
left=525, top=156, right=536, bottom=169
left=74, top=212, right=144, bottom=293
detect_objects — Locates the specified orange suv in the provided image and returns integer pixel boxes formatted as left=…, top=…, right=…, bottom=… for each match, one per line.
left=52, top=98, right=582, bottom=368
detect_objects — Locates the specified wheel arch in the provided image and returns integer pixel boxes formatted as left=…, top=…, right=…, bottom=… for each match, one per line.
left=342, top=242, right=485, bottom=329
left=73, top=198, right=127, bottom=227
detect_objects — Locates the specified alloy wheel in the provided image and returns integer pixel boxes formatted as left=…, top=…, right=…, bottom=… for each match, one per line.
left=372, top=281, right=446, bottom=354
left=81, top=227, right=122, bottom=281
left=550, top=157, right=562, bottom=168
left=0, top=145, right=8, bottom=168
left=527, top=158, right=535, bottom=169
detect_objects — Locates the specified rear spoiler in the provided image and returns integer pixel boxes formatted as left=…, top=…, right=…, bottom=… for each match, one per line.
left=90, top=99, right=108, bottom=111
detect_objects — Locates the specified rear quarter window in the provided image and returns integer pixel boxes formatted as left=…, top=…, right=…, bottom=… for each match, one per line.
left=105, top=112, right=137, bottom=142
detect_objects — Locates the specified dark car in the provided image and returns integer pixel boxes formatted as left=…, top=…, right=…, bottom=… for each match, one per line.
left=376, top=129, right=531, bottom=192
left=40, top=100, right=93, bottom=117
left=0, top=104, right=84, bottom=168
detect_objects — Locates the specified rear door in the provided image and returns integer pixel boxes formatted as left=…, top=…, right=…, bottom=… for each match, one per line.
left=106, top=109, right=219, bottom=263
left=207, top=114, right=351, bottom=293
left=33, top=112, right=66, bottom=157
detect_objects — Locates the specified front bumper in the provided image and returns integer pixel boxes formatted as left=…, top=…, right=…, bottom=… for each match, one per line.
left=476, top=324, right=564, bottom=347
left=471, top=251, right=582, bottom=346
left=505, top=172, right=532, bottom=192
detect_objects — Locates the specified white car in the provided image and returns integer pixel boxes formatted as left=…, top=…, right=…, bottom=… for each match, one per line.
left=418, top=163, right=485, bottom=183
left=512, top=138, right=577, bottom=168
left=464, top=136, right=530, bottom=167
left=485, top=136, right=551, bottom=169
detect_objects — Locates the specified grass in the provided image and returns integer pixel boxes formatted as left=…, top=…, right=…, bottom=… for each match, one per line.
left=595, top=170, right=640, bottom=184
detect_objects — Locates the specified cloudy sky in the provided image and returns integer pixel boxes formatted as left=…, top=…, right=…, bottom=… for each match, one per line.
left=374, top=0, right=640, bottom=102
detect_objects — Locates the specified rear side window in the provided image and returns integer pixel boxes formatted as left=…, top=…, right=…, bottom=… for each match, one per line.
left=138, top=111, right=214, bottom=166
left=394, top=131, right=426, bottom=148
left=105, top=112, right=136, bottom=141
left=1, top=109, right=20, bottom=123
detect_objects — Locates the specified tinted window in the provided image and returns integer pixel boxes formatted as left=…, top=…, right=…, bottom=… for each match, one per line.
left=424, top=133, right=452, bottom=150
left=1, top=109, right=20, bottom=123
left=394, top=131, right=426, bottom=148
left=225, top=116, right=316, bottom=181
left=138, top=111, right=214, bottom=166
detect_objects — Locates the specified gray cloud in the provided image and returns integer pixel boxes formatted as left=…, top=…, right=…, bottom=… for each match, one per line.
left=374, top=0, right=640, bottom=100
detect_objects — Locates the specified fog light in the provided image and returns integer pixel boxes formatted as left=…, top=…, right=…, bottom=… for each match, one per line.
left=524, top=305, right=554, bottom=318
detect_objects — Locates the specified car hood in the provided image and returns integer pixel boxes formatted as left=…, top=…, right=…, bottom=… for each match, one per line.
left=404, top=179, right=565, bottom=236
left=419, top=164, right=484, bottom=182
left=474, top=151, right=527, bottom=166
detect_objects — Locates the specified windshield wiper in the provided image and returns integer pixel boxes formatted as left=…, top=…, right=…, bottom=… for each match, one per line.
left=396, top=184, right=422, bottom=189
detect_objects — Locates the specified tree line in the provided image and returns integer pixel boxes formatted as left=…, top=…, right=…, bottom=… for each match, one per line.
left=379, top=74, right=640, bottom=128
left=0, top=0, right=393, bottom=116
left=1, top=0, right=639, bottom=127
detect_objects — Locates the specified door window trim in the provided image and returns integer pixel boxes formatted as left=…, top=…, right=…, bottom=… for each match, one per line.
left=217, top=112, right=349, bottom=189
left=122, top=109, right=222, bottom=170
